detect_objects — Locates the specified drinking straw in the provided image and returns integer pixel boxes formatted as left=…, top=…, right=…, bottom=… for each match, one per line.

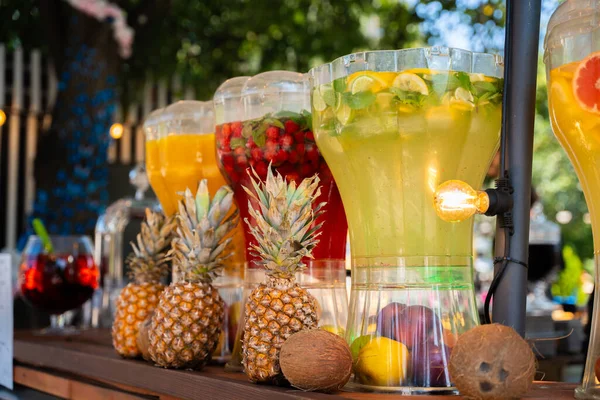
left=32, top=218, right=54, bottom=254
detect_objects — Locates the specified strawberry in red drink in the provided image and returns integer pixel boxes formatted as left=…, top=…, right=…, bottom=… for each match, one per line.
left=216, top=111, right=347, bottom=266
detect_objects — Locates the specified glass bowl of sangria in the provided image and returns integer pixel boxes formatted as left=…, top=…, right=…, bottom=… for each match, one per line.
left=19, top=235, right=99, bottom=334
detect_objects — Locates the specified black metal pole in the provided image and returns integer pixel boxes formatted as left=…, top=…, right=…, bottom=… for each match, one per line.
left=492, top=0, right=542, bottom=336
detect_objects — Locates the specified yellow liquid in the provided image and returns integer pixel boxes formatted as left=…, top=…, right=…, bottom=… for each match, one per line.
left=161, top=133, right=246, bottom=265
left=146, top=139, right=177, bottom=216
left=313, top=69, right=502, bottom=263
left=549, top=63, right=600, bottom=251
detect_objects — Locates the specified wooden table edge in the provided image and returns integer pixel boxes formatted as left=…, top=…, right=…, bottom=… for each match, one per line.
left=14, top=330, right=579, bottom=399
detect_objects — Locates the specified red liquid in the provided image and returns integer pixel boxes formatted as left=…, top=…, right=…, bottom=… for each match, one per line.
left=20, top=253, right=99, bottom=315
left=216, top=117, right=348, bottom=267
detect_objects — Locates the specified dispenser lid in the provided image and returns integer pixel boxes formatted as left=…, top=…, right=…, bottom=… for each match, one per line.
left=544, top=0, right=600, bottom=62
left=241, top=71, right=310, bottom=120
left=164, top=100, right=214, bottom=135
left=213, top=76, right=251, bottom=124
left=546, top=0, right=599, bottom=38
left=309, top=47, right=504, bottom=85
left=142, top=108, right=165, bottom=140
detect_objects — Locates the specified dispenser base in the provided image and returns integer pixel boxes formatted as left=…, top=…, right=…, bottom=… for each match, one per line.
left=576, top=387, right=600, bottom=400
left=346, top=262, right=477, bottom=392
left=345, top=380, right=458, bottom=395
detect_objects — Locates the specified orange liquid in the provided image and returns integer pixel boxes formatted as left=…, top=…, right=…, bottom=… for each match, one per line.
left=162, top=133, right=246, bottom=265
left=549, top=62, right=600, bottom=251
left=146, top=139, right=177, bottom=215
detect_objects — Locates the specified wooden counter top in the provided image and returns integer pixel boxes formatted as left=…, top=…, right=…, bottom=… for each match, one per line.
left=14, top=329, right=578, bottom=399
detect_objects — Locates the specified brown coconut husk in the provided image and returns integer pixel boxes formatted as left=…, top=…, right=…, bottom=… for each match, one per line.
left=279, top=329, right=352, bottom=393
left=449, top=324, right=536, bottom=400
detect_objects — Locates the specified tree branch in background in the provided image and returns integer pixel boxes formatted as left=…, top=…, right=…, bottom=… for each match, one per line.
left=127, top=0, right=172, bottom=32
left=37, top=0, right=67, bottom=72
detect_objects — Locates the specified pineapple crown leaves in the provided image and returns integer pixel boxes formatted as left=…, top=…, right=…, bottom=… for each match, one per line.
left=242, top=166, right=326, bottom=281
left=169, top=179, right=239, bottom=284
left=127, top=208, right=176, bottom=284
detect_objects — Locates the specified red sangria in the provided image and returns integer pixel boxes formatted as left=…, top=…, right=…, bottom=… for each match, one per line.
left=214, top=72, right=348, bottom=266
left=19, top=235, right=99, bottom=333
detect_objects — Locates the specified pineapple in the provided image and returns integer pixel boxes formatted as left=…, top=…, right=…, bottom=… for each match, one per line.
left=241, top=168, right=325, bottom=384
left=148, top=180, right=238, bottom=369
left=112, top=209, right=174, bottom=358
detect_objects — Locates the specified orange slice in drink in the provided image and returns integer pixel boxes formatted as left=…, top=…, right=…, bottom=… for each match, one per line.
left=573, top=52, right=600, bottom=114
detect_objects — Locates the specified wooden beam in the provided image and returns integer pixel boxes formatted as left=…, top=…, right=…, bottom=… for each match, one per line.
left=14, top=366, right=147, bottom=400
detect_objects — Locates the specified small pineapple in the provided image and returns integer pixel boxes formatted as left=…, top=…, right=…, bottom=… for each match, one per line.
left=242, top=168, right=325, bottom=384
left=112, top=209, right=174, bottom=358
left=148, top=180, right=238, bottom=369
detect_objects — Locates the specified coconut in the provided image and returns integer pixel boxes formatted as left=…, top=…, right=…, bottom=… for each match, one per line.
left=449, top=324, right=536, bottom=400
left=136, top=315, right=153, bottom=361
left=280, top=329, right=352, bottom=392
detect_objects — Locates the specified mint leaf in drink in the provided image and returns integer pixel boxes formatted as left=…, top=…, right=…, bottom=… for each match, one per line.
left=487, top=92, right=502, bottom=104
left=301, top=109, right=313, bottom=131
left=274, top=110, right=305, bottom=127
left=333, top=77, right=347, bottom=93
left=473, top=81, right=497, bottom=94
left=455, top=72, right=474, bottom=92
left=230, top=137, right=246, bottom=149
left=496, top=78, right=505, bottom=91
left=242, top=123, right=253, bottom=138
left=343, top=91, right=376, bottom=109
left=264, top=117, right=285, bottom=129
left=389, top=88, right=425, bottom=108
left=431, top=73, right=461, bottom=95
left=274, top=110, right=301, bottom=119
left=252, top=125, right=267, bottom=147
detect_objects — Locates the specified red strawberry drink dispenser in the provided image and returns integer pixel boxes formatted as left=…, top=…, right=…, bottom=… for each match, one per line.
left=214, top=71, right=348, bottom=264
left=214, top=72, right=349, bottom=369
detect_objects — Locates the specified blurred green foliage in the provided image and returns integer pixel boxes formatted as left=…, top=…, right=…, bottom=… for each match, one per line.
left=2, top=0, right=510, bottom=101
left=552, top=245, right=589, bottom=306
left=0, top=0, right=425, bottom=102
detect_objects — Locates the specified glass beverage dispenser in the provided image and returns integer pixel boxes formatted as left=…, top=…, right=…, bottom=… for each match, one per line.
left=544, top=1, right=600, bottom=397
left=145, top=101, right=247, bottom=362
left=214, top=73, right=349, bottom=368
left=309, top=47, right=504, bottom=393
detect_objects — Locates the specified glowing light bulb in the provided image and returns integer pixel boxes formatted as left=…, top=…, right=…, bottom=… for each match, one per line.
left=110, top=123, right=124, bottom=139
left=0, top=110, right=6, bottom=126
left=433, top=180, right=490, bottom=222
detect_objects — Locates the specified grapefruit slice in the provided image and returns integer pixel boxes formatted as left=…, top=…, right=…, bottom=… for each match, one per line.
left=573, top=52, right=600, bottom=114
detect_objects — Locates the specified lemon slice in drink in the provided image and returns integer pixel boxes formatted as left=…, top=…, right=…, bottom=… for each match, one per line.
left=350, top=74, right=388, bottom=94
left=450, top=87, right=475, bottom=111
left=335, top=103, right=354, bottom=125
left=312, top=87, right=327, bottom=112
left=392, top=73, right=429, bottom=95
left=469, top=73, right=486, bottom=82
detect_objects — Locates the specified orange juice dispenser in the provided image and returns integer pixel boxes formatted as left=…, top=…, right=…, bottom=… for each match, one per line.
left=159, top=100, right=247, bottom=362
left=544, top=1, right=600, bottom=397
left=144, top=108, right=176, bottom=216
